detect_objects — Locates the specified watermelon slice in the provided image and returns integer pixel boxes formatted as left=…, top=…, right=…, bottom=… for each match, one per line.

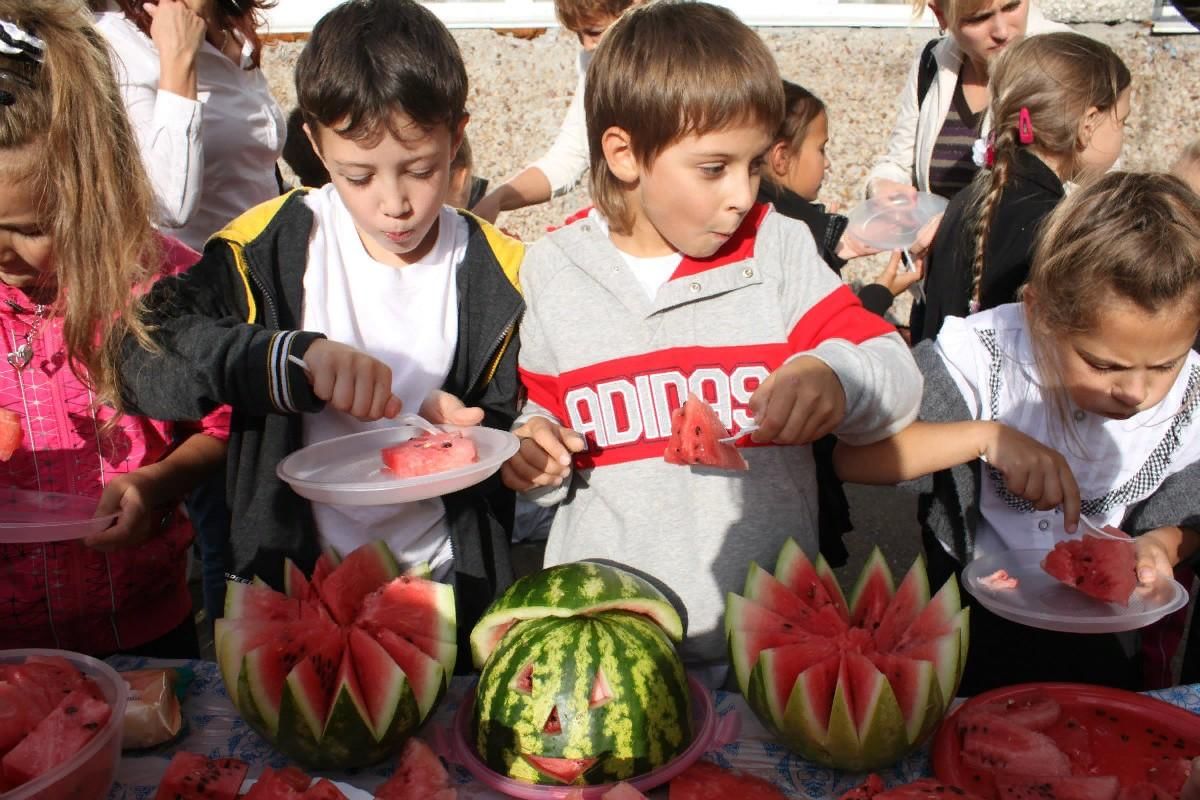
left=847, top=549, right=895, bottom=633
left=994, top=774, right=1119, bottom=799
left=668, top=760, right=788, bottom=799
left=1042, top=535, right=1137, bottom=605
left=153, top=752, right=248, bottom=800
left=0, top=408, right=22, bottom=461
left=663, top=392, right=748, bottom=471
left=836, top=777, right=986, bottom=799
left=959, top=712, right=1072, bottom=776
left=374, top=738, right=456, bottom=800
left=381, top=431, right=478, bottom=477
left=315, top=540, right=401, bottom=626
left=1, top=689, right=112, bottom=790
left=774, top=539, right=850, bottom=622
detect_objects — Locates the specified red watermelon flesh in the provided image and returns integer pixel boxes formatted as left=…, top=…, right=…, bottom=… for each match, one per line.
left=381, top=431, right=478, bottom=478
left=373, top=738, right=454, bottom=800
left=243, top=767, right=304, bottom=799
left=668, top=760, right=788, bottom=799
left=602, top=783, right=648, bottom=799
left=0, top=408, right=22, bottom=461
left=837, top=777, right=987, bottom=799
left=871, top=559, right=930, bottom=652
left=744, top=564, right=848, bottom=636
left=315, top=541, right=400, bottom=626
left=1119, top=782, right=1177, bottom=800
left=663, top=393, right=748, bottom=471
left=959, top=695, right=1062, bottom=733
left=774, top=539, right=850, bottom=622
left=153, top=751, right=248, bottom=800
left=357, top=575, right=456, bottom=644
left=994, top=774, right=1119, bottom=799
left=960, top=713, right=1071, bottom=777
left=837, top=774, right=886, bottom=799
left=1041, top=535, right=1137, bottom=605
left=303, top=778, right=349, bottom=799
left=0, top=681, right=44, bottom=754
left=1, top=688, right=111, bottom=790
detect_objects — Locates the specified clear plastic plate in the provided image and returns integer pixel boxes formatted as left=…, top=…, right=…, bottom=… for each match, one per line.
left=962, top=549, right=1188, bottom=634
left=276, top=425, right=520, bottom=506
left=0, top=488, right=118, bottom=543
left=844, top=191, right=948, bottom=250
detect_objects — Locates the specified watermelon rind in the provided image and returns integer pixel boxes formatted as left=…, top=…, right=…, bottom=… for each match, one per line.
left=470, top=561, right=684, bottom=669
left=842, top=653, right=907, bottom=771
left=473, top=611, right=692, bottom=785
left=780, top=656, right=843, bottom=765
left=867, top=652, right=943, bottom=745
left=847, top=548, right=895, bottom=630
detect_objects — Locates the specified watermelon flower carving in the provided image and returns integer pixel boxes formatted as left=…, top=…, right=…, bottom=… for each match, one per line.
left=470, top=562, right=693, bottom=785
left=726, top=541, right=969, bottom=771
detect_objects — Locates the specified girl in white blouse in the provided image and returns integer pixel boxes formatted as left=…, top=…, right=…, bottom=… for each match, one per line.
left=836, top=172, right=1200, bottom=693
left=91, top=0, right=285, bottom=250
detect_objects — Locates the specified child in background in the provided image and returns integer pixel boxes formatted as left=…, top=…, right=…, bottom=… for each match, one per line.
left=913, top=32, right=1131, bottom=344
left=0, top=0, right=227, bottom=656
left=471, top=0, right=639, bottom=222
left=448, top=134, right=490, bottom=210
left=117, top=0, right=525, bottom=643
left=501, top=1, right=922, bottom=678
left=1174, top=137, right=1200, bottom=194
left=836, top=172, right=1200, bottom=693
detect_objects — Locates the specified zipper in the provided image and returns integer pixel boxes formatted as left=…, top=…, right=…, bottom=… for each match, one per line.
left=467, top=307, right=520, bottom=395
left=244, top=254, right=278, bottom=326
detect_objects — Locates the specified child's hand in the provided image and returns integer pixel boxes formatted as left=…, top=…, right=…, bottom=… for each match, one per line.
left=868, top=179, right=917, bottom=201
left=749, top=356, right=846, bottom=445
left=86, top=471, right=176, bottom=552
left=302, top=340, right=402, bottom=421
left=1134, top=528, right=1177, bottom=586
left=1182, top=757, right=1200, bottom=800
left=873, top=250, right=924, bottom=297
left=836, top=233, right=883, bottom=261
left=419, top=390, right=485, bottom=427
left=501, top=416, right=587, bottom=492
left=980, top=422, right=1081, bottom=525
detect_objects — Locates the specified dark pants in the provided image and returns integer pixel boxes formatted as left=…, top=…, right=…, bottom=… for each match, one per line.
left=922, top=528, right=1141, bottom=696
left=187, top=466, right=231, bottom=623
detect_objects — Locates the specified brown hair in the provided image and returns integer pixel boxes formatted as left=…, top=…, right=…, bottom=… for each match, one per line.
left=88, top=0, right=274, bottom=69
left=585, top=0, right=784, bottom=234
left=762, top=80, right=825, bottom=190
left=913, top=0, right=1001, bottom=30
left=1025, top=172, right=1200, bottom=440
left=1174, top=137, right=1200, bottom=174
left=296, top=0, right=467, bottom=144
left=0, top=0, right=159, bottom=415
left=555, top=0, right=637, bottom=32
left=966, top=31, right=1130, bottom=311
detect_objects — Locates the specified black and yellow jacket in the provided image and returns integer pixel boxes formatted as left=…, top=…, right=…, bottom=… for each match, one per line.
left=119, top=190, right=525, bottom=641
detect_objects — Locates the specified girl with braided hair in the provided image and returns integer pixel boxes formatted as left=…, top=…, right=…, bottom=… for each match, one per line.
left=912, top=32, right=1130, bottom=345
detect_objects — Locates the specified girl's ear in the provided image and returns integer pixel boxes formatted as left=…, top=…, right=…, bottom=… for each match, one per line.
left=928, top=1, right=948, bottom=32
left=601, top=126, right=639, bottom=184
left=1078, top=105, right=1102, bottom=150
left=767, top=140, right=792, bottom=180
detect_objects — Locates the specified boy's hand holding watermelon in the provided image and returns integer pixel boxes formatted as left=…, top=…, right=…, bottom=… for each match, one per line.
left=749, top=356, right=846, bottom=445
left=502, top=415, right=587, bottom=492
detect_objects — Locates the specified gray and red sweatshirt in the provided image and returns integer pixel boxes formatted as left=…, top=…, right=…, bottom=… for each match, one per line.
left=517, top=204, right=923, bottom=667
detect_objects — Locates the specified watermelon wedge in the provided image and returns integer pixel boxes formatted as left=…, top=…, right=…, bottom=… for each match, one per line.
left=381, top=431, right=478, bottom=477
left=727, top=543, right=968, bottom=772
left=1042, top=534, right=1137, bottom=605
left=663, top=392, right=748, bottom=471
left=153, top=752, right=248, bottom=800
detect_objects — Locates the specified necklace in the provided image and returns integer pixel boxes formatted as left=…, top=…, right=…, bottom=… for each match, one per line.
left=5, top=298, right=50, bottom=370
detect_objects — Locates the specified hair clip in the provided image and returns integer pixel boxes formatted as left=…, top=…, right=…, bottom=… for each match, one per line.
left=0, top=20, right=46, bottom=64
left=1018, top=106, right=1034, bottom=145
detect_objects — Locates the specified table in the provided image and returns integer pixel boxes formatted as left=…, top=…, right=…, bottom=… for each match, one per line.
left=106, top=657, right=1200, bottom=799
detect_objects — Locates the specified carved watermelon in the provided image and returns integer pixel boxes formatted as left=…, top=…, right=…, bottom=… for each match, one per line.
left=214, top=540, right=454, bottom=769
left=726, top=542, right=968, bottom=771
left=470, top=562, right=691, bottom=786
left=1041, top=534, right=1137, bottom=605
left=663, top=392, right=748, bottom=471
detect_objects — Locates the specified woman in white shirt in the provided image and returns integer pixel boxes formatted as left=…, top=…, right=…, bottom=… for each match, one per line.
left=867, top=0, right=1067, bottom=200
left=91, top=0, right=285, bottom=250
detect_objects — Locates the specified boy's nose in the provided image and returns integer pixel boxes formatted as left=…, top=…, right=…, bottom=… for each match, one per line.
left=728, top=175, right=756, bottom=214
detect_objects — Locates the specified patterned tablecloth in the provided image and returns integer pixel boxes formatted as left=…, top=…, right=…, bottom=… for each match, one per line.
left=106, top=657, right=1200, bottom=800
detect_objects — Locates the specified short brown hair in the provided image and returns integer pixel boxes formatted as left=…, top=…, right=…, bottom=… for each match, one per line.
left=914, top=0, right=1000, bottom=30
left=555, top=0, right=637, bottom=32
left=1174, top=137, right=1200, bottom=173
left=296, top=0, right=467, bottom=143
left=585, top=1, right=784, bottom=233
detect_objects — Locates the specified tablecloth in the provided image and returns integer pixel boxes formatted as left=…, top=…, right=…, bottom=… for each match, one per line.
left=105, top=657, right=1200, bottom=800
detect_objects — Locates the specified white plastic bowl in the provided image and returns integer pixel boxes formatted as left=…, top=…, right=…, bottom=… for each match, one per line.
left=0, top=648, right=128, bottom=800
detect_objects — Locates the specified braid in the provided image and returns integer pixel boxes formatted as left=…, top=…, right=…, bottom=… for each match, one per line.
left=968, top=129, right=1017, bottom=311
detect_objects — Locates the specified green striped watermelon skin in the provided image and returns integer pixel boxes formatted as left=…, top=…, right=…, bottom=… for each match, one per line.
left=473, top=611, right=692, bottom=785
left=470, top=562, right=683, bottom=669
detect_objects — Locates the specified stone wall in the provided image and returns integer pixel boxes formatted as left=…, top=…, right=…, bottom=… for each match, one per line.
left=259, top=10, right=1199, bottom=318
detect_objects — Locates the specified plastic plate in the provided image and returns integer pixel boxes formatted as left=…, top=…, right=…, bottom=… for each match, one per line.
left=844, top=191, right=948, bottom=250
left=0, top=488, right=118, bottom=543
left=962, top=549, right=1187, bottom=633
left=440, top=675, right=739, bottom=799
left=276, top=425, right=520, bottom=506
left=932, top=682, right=1200, bottom=791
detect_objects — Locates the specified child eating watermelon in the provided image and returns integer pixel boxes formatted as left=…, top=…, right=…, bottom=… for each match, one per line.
left=501, top=2, right=922, bottom=680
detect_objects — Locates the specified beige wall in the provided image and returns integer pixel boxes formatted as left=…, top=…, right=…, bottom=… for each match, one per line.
left=261, top=20, right=1200, bottom=318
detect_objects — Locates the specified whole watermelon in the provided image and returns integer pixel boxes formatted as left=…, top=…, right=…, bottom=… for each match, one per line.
left=473, top=610, right=692, bottom=785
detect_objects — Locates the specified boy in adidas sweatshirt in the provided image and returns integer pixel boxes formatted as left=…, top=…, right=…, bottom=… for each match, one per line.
left=501, top=1, right=922, bottom=677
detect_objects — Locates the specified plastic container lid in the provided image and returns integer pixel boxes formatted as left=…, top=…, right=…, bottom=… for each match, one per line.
left=962, top=548, right=1188, bottom=633
left=0, top=488, right=118, bottom=543
left=0, top=648, right=128, bottom=800
left=844, top=191, right=948, bottom=250
left=439, top=675, right=739, bottom=799
left=276, top=425, right=520, bottom=506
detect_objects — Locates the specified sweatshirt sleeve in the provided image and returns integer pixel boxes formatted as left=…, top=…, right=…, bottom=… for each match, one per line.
left=527, top=55, right=591, bottom=197
left=771, top=218, right=922, bottom=446
left=1121, top=461, right=1200, bottom=537
left=865, top=40, right=925, bottom=196
left=119, top=240, right=326, bottom=421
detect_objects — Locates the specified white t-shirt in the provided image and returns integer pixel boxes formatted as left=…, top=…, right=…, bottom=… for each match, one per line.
left=301, top=186, right=467, bottom=574
left=590, top=211, right=682, bottom=300
left=94, top=8, right=286, bottom=250
left=934, top=303, right=1200, bottom=558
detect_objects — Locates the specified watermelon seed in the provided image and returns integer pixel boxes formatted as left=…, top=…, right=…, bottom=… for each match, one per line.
left=1122, top=734, right=1131, bottom=741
